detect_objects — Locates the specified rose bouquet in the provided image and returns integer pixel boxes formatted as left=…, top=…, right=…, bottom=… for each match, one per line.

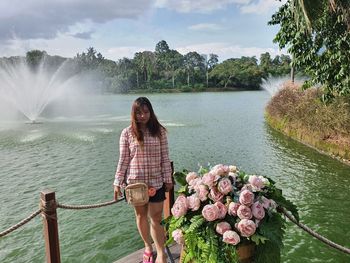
left=164, top=164, right=299, bottom=263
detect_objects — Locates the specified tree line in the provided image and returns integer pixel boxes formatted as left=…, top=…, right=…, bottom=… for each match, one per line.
left=1, top=40, right=293, bottom=93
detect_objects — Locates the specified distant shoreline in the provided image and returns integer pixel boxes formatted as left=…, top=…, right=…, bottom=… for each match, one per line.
left=122, top=86, right=262, bottom=94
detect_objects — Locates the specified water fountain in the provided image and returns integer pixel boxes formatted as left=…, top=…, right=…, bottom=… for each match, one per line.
left=260, top=75, right=291, bottom=96
left=0, top=55, right=80, bottom=123
left=261, top=75, right=307, bottom=97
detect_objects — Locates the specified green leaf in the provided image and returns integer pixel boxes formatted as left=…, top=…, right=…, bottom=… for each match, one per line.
left=269, top=187, right=299, bottom=221
left=177, top=185, right=188, bottom=194
left=198, top=166, right=209, bottom=175
left=258, top=213, right=285, bottom=250
left=254, top=213, right=286, bottom=263
left=251, top=234, right=269, bottom=245
left=185, top=215, right=205, bottom=234
left=174, top=171, right=187, bottom=186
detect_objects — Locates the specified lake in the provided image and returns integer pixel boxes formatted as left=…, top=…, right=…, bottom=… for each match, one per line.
left=0, top=91, right=349, bottom=262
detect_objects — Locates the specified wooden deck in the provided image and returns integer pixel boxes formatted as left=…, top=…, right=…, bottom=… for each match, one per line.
left=114, top=243, right=181, bottom=263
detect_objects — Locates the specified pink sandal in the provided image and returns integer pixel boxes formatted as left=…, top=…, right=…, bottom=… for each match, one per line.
left=143, top=251, right=153, bottom=263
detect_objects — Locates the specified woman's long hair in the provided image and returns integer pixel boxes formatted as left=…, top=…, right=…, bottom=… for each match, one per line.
left=131, top=97, right=165, bottom=144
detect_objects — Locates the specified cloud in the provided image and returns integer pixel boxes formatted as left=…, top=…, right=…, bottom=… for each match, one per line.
left=155, top=0, right=251, bottom=13
left=188, top=23, right=223, bottom=31
left=155, top=0, right=284, bottom=15
left=71, top=31, right=95, bottom=40
left=0, top=0, right=153, bottom=41
left=240, top=0, right=286, bottom=15
left=176, top=42, right=286, bottom=61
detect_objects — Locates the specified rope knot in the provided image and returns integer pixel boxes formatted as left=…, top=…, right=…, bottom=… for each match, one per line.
left=40, top=199, right=57, bottom=220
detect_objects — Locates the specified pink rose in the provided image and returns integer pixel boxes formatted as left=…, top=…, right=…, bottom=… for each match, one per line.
left=260, top=196, right=271, bottom=209
left=172, top=229, right=184, bottom=244
left=237, top=219, right=256, bottom=237
left=248, top=175, right=264, bottom=191
left=171, top=195, right=188, bottom=218
left=202, top=204, right=219, bottom=221
left=259, top=175, right=270, bottom=186
left=214, top=201, right=227, bottom=219
left=223, top=230, right=241, bottom=245
left=196, top=184, right=209, bottom=201
left=228, top=202, right=240, bottom=216
left=239, top=190, right=254, bottom=206
left=260, top=196, right=277, bottom=209
left=186, top=172, right=198, bottom=184
left=237, top=205, right=253, bottom=219
left=216, top=221, right=232, bottom=235
left=211, top=164, right=230, bottom=176
left=251, top=201, right=265, bottom=220
left=217, top=178, right=233, bottom=195
left=209, top=188, right=224, bottom=202
left=187, top=194, right=201, bottom=211
left=188, top=178, right=202, bottom=192
left=202, top=172, right=216, bottom=188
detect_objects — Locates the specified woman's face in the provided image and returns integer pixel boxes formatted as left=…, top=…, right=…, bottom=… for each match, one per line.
left=135, top=105, right=150, bottom=125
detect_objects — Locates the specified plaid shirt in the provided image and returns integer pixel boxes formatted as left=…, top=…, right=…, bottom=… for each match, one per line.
left=114, top=126, right=172, bottom=189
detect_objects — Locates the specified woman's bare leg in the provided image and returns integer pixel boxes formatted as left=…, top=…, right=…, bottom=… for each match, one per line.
left=134, top=204, right=153, bottom=254
left=148, top=201, right=166, bottom=263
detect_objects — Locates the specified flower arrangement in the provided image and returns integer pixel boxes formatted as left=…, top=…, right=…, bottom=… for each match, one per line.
left=164, top=164, right=299, bottom=263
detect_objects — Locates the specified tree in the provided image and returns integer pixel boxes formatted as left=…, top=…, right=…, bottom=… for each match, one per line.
left=113, top=57, right=136, bottom=93
left=154, top=40, right=173, bottom=87
left=133, top=51, right=156, bottom=88
left=203, top=54, right=219, bottom=88
left=289, top=0, right=350, bottom=31
left=260, top=52, right=272, bottom=77
left=270, top=0, right=350, bottom=100
left=75, top=47, right=104, bottom=71
left=167, top=50, right=184, bottom=88
left=155, top=40, right=170, bottom=54
left=26, top=50, right=47, bottom=69
left=183, top=52, right=205, bottom=87
left=210, top=57, right=264, bottom=89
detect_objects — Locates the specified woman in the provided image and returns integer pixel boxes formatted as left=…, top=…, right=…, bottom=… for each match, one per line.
left=114, top=97, right=173, bottom=263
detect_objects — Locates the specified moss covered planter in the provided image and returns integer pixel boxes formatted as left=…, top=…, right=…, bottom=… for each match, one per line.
left=179, top=243, right=255, bottom=263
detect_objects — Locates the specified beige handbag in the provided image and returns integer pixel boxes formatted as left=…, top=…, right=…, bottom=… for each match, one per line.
left=125, top=183, right=149, bottom=206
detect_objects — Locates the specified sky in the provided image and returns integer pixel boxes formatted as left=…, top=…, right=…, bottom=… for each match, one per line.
left=0, top=0, right=287, bottom=62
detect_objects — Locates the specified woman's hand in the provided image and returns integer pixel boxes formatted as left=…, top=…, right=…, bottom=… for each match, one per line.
left=114, top=185, right=123, bottom=200
left=164, top=183, right=173, bottom=192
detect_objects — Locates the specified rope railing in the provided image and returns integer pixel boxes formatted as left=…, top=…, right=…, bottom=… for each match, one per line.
left=0, top=208, right=42, bottom=238
left=0, top=197, right=124, bottom=238
left=56, top=198, right=125, bottom=210
left=279, top=207, right=350, bottom=255
left=1, top=192, right=349, bottom=261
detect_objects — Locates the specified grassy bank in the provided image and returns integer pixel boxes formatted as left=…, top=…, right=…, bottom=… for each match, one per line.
left=265, top=82, right=350, bottom=164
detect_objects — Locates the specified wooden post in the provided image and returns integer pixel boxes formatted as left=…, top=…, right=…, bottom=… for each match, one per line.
left=163, top=162, right=175, bottom=219
left=40, top=189, right=61, bottom=263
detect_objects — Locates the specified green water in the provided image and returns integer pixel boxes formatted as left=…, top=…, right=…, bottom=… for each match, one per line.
left=0, top=92, right=349, bottom=262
